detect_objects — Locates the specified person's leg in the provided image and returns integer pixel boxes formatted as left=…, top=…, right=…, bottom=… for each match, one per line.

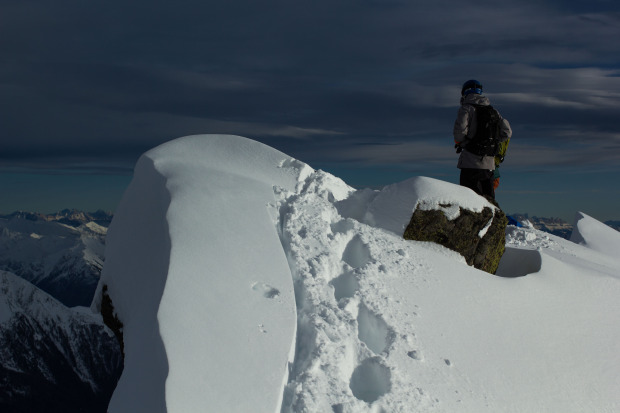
left=460, top=168, right=482, bottom=195
left=479, top=170, right=495, bottom=199
left=461, top=168, right=495, bottom=198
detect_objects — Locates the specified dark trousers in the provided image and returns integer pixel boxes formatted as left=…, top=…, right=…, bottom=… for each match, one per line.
left=460, top=168, right=495, bottom=199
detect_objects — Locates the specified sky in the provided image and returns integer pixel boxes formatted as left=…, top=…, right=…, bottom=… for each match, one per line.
left=1, top=0, right=619, bottom=222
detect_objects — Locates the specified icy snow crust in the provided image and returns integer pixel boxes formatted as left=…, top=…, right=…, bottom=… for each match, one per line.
left=96, top=135, right=620, bottom=413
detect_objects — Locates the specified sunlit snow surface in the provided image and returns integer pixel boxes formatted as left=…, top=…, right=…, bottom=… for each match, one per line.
left=94, top=135, right=620, bottom=413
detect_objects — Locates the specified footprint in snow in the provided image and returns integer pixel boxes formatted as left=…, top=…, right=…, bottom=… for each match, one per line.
left=252, top=282, right=280, bottom=299
left=357, top=303, right=391, bottom=355
left=342, top=234, right=372, bottom=269
left=330, top=270, right=360, bottom=302
left=349, top=357, right=392, bottom=403
left=330, top=219, right=354, bottom=235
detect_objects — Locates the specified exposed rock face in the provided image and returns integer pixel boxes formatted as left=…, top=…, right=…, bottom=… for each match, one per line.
left=0, top=271, right=123, bottom=413
left=403, top=200, right=508, bottom=274
left=100, top=284, right=124, bottom=358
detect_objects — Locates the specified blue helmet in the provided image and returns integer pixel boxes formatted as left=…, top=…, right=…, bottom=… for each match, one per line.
left=461, top=79, right=483, bottom=96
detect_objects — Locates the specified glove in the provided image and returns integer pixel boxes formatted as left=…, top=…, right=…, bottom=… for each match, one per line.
left=455, top=144, right=462, bottom=154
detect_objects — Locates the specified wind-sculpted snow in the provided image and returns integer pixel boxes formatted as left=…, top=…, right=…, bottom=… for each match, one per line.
left=94, top=135, right=300, bottom=413
left=570, top=211, right=620, bottom=258
left=97, top=135, right=620, bottom=413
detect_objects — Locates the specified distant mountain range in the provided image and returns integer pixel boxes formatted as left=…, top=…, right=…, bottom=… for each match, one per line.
left=510, top=213, right=619, bottom=239
left=0, top=209, right=113, bottom=228
left=0, top=271, right=122, bottom=413
left=0, top=210, right=121, bottom=413
left=510, top=214, right=574, bottom=239
left=0, top=209, right=111, bottom=307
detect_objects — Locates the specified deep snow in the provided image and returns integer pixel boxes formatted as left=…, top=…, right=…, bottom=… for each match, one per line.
left=94, top=135, right=620, bottom=413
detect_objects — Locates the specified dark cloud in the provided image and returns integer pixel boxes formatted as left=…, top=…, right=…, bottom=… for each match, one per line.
left=1, top=0, right=619, bottom=175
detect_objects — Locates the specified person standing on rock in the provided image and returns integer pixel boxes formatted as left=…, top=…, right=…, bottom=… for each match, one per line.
left=453, top=79, right=512, bottom=199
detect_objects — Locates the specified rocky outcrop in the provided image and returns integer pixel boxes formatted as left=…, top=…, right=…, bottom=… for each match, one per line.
left=403, top=199, right=508, bottom=274
left=101, top=284, right=124, bottom=358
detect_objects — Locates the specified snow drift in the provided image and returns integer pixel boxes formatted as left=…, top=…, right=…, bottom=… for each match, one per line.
left=94, top=135, right=620, bottom=413
left=570, top=211, right=620, bottom=257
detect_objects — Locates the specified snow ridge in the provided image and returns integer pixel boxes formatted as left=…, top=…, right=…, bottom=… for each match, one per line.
left=570, top=211, right=620, bottom=257
left=98, top=135, right=620, bottom=413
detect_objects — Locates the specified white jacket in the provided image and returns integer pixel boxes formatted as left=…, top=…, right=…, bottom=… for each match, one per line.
left=453, top=94, right=512, bottom=170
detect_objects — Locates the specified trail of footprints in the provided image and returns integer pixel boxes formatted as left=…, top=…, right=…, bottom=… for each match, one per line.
left=330, top=226, right=394, bottom=405
left=280, top=194, right=442, bottom=411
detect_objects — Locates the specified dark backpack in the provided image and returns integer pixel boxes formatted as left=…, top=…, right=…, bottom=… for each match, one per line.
left=466, top=104, right=501, bottom=157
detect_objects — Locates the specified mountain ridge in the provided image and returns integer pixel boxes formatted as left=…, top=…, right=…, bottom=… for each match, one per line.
left=0, top=210, right=107, bottom=307
left=0, top=209, right=113, bottom=228
left=0, top=270, right=122, bottom=413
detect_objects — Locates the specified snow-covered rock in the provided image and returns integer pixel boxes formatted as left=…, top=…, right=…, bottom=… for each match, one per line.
left=95, top=135, right=620, bottom=413
left=374, top=177, right=508, bottom=273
